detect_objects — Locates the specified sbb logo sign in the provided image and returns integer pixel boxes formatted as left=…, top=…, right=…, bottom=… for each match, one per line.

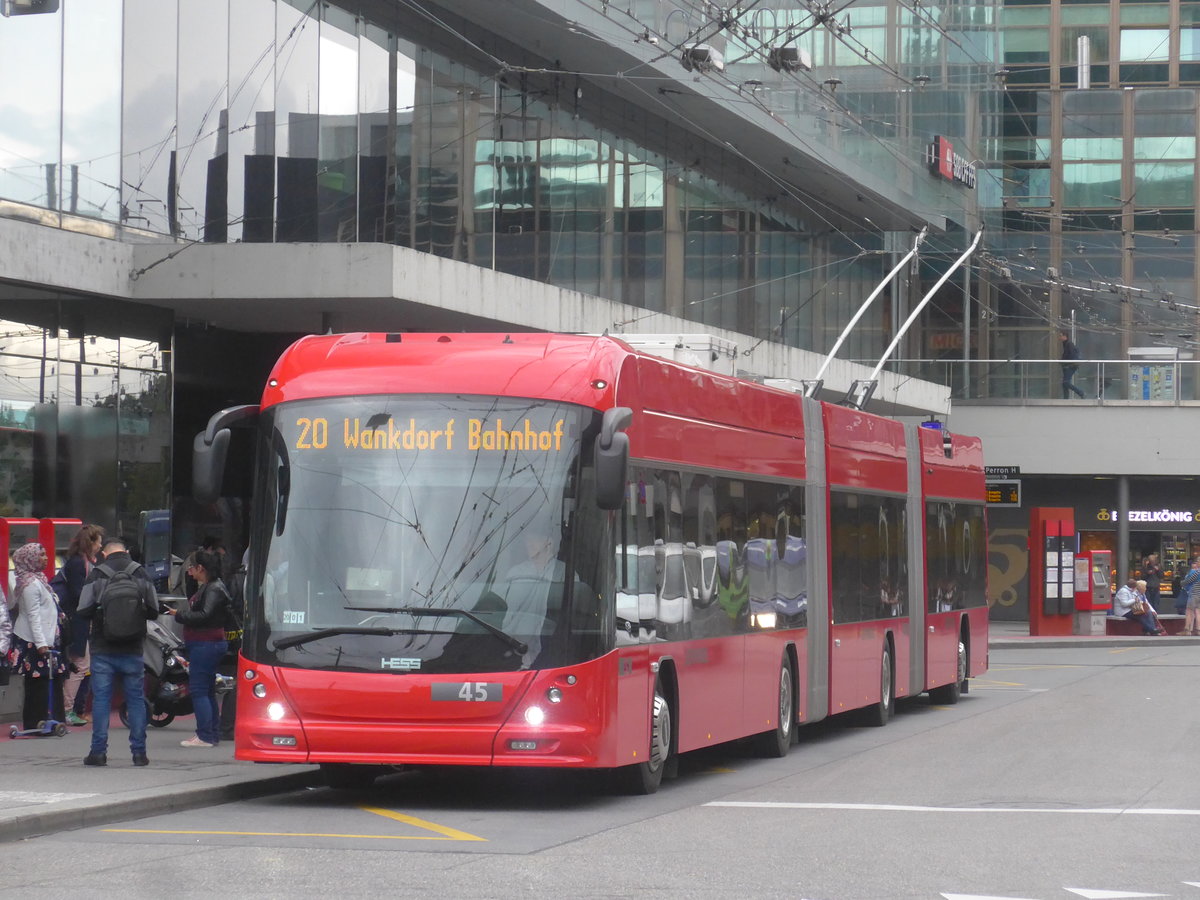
left=926, top=136, right=977, bottom=189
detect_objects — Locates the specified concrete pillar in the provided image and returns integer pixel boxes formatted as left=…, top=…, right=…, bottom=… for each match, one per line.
left=1116, top=475, right=1130, bottom=586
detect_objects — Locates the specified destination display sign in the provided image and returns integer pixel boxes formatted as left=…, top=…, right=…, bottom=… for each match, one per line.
left=291, top=415, right=568, bottom=453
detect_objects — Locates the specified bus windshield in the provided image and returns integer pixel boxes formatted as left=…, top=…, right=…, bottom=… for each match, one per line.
left=246, top=395, right=610, bottom=674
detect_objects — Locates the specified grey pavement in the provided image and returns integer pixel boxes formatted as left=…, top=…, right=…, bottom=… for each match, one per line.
left=0, top=711, right=317, bottom=844
left=2, top=621, right=1196, bottom=845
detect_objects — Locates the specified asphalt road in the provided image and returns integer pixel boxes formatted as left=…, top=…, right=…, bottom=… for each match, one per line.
left=4, top=643, right=1198, bottom=899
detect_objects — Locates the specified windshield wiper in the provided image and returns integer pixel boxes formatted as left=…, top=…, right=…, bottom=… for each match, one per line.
left=344, top=605, right=528, bottom=655
left=272, top=626, right=433, bottom=651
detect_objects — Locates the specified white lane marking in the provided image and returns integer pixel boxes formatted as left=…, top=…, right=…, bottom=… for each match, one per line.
left=1065, top=890, right=1168, bottom=899
left=0, top=790, right=99, bottom=804
left=706, top=801, right=1200, bottom=816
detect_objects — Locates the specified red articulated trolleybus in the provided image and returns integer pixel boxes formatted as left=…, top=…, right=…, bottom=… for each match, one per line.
left=193, top=332, right=988, bottom=792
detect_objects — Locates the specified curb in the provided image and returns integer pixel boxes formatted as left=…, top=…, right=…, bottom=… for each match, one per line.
left=989, top=635, right=1200, bottom=650
left=0, top=768, right=320, bottom=844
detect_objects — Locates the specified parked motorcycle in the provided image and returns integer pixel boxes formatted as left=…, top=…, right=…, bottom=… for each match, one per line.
left=117, top=616, right=235, bottom=728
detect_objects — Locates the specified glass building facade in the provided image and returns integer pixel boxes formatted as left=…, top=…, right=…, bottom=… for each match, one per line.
left=0, top=0, right=992, bottom=539
left=976, top=0, right=1200, bottom=399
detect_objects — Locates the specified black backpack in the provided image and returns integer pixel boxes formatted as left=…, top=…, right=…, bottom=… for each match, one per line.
left=96, top=561, right=148, bottom=642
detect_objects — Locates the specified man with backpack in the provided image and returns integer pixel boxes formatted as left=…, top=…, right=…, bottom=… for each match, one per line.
left=76, top=537, right=160, bottom=767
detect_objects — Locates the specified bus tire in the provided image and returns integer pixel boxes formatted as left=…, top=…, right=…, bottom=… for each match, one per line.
left=752, top=654, right=794, bottom=758
left=864, top=643, right=893, bottom=727
left=929, top=639, right=966, bottom=705
left=321, top=763, right=379, bottom=790
left=616, top=677, right=671, bottom=795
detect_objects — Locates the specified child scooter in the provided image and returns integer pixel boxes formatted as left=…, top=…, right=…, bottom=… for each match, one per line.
left=9, top=650, right=68, bottom=738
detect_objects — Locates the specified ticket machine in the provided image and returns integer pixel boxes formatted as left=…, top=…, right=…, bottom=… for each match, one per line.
left=1073, top=549, right=1112, bottom=635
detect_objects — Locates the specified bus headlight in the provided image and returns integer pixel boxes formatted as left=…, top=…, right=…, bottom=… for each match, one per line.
left=266, top=702, right=286, bottom=721
left=524, top=706, right=546, bottom=726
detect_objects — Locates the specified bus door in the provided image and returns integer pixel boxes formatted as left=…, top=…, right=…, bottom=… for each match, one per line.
left=925, top=502, right=965, bottom=691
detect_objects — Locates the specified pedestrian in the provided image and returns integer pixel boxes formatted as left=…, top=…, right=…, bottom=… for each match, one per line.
left=10, top=542, right=68, bottom=731
left=1059, top=330, right=1085, bottom=399
left=1141, top=553, right=1163, bottom=610
left=56, top=524, right=105, bottom=726
left=1112, top=576, right=1163, bottom=635
left=76, top=537, right=159, bottom=767
left=1182, top=558, right=1200, bottom=635
left=166, top=549, right=230, bottom=748
left=0, top=581, right=11, bottom=656
left=0, top=588, right=11, bottom=684
left=1174, top=560, right=1195, bottom=616
left=201, top=536, right=237, bottom=586
left=219, top=548, right=248, bottom=740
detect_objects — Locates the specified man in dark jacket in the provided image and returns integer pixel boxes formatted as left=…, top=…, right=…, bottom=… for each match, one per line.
left=1059, top=330, right=1085, bottom=399
left=76, top=538, right=159, bottom=767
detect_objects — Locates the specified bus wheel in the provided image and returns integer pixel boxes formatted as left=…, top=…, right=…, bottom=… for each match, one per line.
left=616, top=678, right=671, bottom=795
left=321, top=763, right=379, bottom=790
left=752, top=655, right=794, bottom=758
left=864, top=644, right=893, bottom=727
left=929, top=640, right=966, bottom=705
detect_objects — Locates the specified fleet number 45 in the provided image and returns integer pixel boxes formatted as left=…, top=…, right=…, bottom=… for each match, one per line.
left=431, top=682, right=502, bottom=702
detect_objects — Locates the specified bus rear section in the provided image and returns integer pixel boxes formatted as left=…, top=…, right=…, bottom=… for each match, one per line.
left=918, top=427, right=989, bottom=703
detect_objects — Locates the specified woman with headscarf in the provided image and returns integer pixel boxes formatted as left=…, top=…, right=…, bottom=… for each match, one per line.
left=11, top=542, right=68, bottom=730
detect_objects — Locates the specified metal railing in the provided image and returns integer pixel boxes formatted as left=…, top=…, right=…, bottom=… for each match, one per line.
left=865, top=358, right=1197, bottom=404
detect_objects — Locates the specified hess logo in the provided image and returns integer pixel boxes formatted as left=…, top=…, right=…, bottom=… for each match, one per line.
left=381, top=657, right=421, bottom=670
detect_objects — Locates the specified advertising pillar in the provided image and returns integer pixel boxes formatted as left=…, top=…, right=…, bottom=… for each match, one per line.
left=1029, top=507, right=1076, bottom=636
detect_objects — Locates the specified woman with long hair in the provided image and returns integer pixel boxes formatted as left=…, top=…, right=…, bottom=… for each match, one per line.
left=167, top=549, right=230, bottom=747
left=59, top=524, right=104, bottom=726
left=11, top=542, right=67, bottom=730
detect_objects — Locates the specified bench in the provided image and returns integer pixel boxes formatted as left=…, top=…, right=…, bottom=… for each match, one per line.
left=1105, top=613, right=1186, bottom=636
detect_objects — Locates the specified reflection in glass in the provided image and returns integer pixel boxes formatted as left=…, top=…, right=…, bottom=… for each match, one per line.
left=62, top=0, right=121, bottom=221
left=227, top=0, right=276, bottom=244
left=318, top=5, right=359, bottom=242
left=1120, top=29, right=1171, bottom=62
left=0, top=11, right=62, bottom=211
left=1064, top=163, right=1123, bottom=207
left=177, top=0, right=228, bottom=242
left=1134, top=163, right=1195, bottom=207
left=276, top=0, right=320, bottom=242
left=122, top=0, right=178, bottom=234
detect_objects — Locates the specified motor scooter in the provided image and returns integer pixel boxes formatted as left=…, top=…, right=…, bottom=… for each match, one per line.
left=118, top=616, right=235, bottom=727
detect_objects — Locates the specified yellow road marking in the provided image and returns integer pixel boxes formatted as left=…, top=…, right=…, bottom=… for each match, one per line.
left=104, top=828, right=467, bottom=841
left=104, top=808, right=486, bottom=843
left=1109, top=647, right=1137, bottom=654
left=989, top=664, right=1082, bottom=671
left=360, top=806, right=487, bottom=841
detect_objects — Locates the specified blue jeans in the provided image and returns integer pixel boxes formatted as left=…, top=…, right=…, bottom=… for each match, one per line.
left=1124, top=610, right=1159, bottom=635
left=91, top=653, right=147, bottom=756
left=186, top=640, right=227, bottom=745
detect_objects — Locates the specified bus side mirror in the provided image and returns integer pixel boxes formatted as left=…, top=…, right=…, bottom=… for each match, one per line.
left=192, top=405, right=260, bottom=505
left=595, top=406, right=633, bottom=511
